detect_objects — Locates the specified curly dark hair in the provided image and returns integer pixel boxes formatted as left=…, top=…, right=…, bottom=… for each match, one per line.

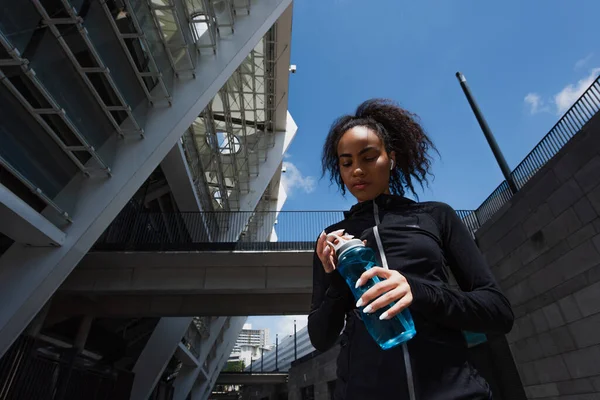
left=322, top=98, right=437, bottom=197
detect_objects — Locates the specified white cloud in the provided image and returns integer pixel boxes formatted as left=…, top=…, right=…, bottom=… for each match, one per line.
left=524, top=92, right=548, bottom=114
left=281, top=162, right=316, bottom=194
left=275, top=315, right=308, bottom=340
left=575, top=53, right=593, bottom=70
left=554, top=67, right=600, bottom=115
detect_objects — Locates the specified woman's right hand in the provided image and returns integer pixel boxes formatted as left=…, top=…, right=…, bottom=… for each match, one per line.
left=317, top=229, right=344, bottom=273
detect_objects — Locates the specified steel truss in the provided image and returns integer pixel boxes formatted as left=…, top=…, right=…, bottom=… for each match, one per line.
left=32, top=0, right=144, bottom=138
left=182, top=24, right=280, bottom=211
left=0, top=28, right=118, bottom=221
left=100, top=0, right=173, bottom=105
left=147, top=0, right=197, bottom=78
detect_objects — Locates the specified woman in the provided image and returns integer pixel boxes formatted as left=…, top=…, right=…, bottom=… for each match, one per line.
left=308, top=99, right=514, bottom=400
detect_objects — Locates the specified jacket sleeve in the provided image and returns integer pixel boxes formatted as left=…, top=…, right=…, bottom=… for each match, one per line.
left=307, top=239, right=353, bottom=352
left=405, top=203, right=514, bottom=333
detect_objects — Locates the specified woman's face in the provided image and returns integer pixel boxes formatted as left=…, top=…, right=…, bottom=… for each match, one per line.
left=337, top=126, right=395, bottom=202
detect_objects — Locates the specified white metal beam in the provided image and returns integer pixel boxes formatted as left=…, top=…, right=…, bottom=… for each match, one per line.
left=237, top=112, right=296, bottom=211
left=193, top=316, right=247, bottom=400
left=0, top=184, right=66, bottom=247
left=130, top=317, right=193, bottom=400
left=173, top=316, right=228, bottom=400
left=175, top=341, right=201, bottom=367
left=161, top=142, right=204, bottom=212
left=0, top=0, right=293, bottom=359
left=218, top=112, right=296, bottom=241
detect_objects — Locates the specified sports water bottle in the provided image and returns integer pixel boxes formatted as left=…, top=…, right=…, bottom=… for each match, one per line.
left=327, top=233, right=416, bottom=350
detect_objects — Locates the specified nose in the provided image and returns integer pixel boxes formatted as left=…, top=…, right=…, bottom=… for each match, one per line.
left=352, top=166, right=365, bottom=177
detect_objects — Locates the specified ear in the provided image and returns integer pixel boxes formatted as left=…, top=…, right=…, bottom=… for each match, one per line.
left=389, top=151, right=396, bottom=168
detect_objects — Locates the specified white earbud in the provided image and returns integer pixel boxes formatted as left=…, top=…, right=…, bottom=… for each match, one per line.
left=390, top=160, right=395, bottom=170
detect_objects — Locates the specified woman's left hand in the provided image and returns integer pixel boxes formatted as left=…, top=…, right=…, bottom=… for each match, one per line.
left=355, top=267, right=413, bottom=320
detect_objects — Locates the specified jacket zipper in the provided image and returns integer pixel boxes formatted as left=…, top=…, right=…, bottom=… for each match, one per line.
left=373, top=200, right=416, bottom=400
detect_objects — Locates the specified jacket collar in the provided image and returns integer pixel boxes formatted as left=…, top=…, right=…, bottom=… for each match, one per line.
left=343, top=193, right=415, bottom=219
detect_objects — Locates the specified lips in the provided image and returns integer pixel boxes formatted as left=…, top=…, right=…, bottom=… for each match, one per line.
left=352, top=181, right=369, bottom=190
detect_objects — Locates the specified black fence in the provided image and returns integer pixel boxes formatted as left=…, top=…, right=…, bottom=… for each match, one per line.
left=474, top=74, right=600, bottom=226
left=94, top=208, right=479, bottom=251
left=0, top=335, right=128, bottom=400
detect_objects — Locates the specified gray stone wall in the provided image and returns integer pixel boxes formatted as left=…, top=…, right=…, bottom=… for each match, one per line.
left=475, top=112, right=600, bottom=399
left=287, top=345, right=339, bottom=400
left=240, top=383, right=287, bottom=400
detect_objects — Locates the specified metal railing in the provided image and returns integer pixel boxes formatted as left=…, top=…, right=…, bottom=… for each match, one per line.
left=0, top=335, right=120, bottom=400
left=475, top=74, right=600, bottom=226
left=94, top=207, right=478, bottom=251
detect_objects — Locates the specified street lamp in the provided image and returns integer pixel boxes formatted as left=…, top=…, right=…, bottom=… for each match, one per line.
left=455, top=72, right=518, bottom=194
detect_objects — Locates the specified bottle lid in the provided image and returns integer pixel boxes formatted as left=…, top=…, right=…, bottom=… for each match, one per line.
left=326, top=232, right=364, bottom=257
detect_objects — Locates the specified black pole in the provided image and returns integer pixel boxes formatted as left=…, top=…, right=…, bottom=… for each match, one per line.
left=294, top=320, right=297, bottom=361
left=455, top=72, right=518, bottom=194
left=249, top=356, right=253, bottom=373
left=275, top=334, right=279, bottom=372
left=261, top=348, right=264, bottom=372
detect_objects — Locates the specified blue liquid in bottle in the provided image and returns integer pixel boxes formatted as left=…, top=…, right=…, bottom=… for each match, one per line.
left=332, top=237, right=416, bottom=350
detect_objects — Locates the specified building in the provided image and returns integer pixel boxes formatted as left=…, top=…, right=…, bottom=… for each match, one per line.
left=246, top=324, right=314, bottom=373
left=229, top=323, right=270, bottom=367
left=0, top=1, right=295, bottom=399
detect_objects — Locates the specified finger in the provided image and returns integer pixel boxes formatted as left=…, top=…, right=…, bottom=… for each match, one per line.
left=320, top=246, right=332, bottom=268
left=356, top=279, right=397, bottom=308
left=316, top=231, right=326, bottom=254
left=355, top=267, right=389, bottom=288
left=329, top=254, right=336, bottom=270
left=379, top=292, right=413, bottom=320
left=362, top=286, right=408, bottom=314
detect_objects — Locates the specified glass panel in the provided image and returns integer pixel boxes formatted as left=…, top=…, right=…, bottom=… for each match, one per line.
left=174, top=0, right=196, bottom=70
left=24, top=28, right=115, bottom=154
left=213, top=0, right=234, bottom=33
left=0, top=0, right=40, bottom=55
left=0, top=84, right=79, bottom=203
left=130, top=0, right=174, bottom=96
left=83, top=0, right=148, bottom=128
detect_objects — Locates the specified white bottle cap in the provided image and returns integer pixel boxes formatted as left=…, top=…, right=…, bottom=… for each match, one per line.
left=326, top=232, right=364, bottom=257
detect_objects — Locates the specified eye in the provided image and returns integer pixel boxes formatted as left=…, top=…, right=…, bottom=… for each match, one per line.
left=341, top=162, right=352, bottom=168
left=365, top=156, right=377, bottom=162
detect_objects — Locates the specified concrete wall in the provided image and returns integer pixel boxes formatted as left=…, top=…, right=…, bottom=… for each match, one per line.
left=287, top=345, right=339, bottom=400
left=240, top=383, right=287, bottom=400
left=475, top=113, right=600, bottom=399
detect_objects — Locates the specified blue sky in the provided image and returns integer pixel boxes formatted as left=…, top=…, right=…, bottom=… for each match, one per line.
left=249, top=0, right=600, bottom=345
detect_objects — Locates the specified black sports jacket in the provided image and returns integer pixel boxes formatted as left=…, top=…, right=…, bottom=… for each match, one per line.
left=308, top=194, right=514, bottom=400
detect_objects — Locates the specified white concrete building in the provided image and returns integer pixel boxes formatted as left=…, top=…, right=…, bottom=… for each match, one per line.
left=0, top=1, right=295, bottom=399
left=229, top=323, right=270, bottom=367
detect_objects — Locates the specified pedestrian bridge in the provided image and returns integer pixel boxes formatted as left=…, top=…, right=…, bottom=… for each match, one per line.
left=55, top=209, right=478, bottom=319
left=216, top=372, right=288, bottom=385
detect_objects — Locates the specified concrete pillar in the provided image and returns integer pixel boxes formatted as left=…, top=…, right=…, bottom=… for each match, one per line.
left=130, top=317, right=192, bottom=400
left=0, top=0, right=294, bottom=359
